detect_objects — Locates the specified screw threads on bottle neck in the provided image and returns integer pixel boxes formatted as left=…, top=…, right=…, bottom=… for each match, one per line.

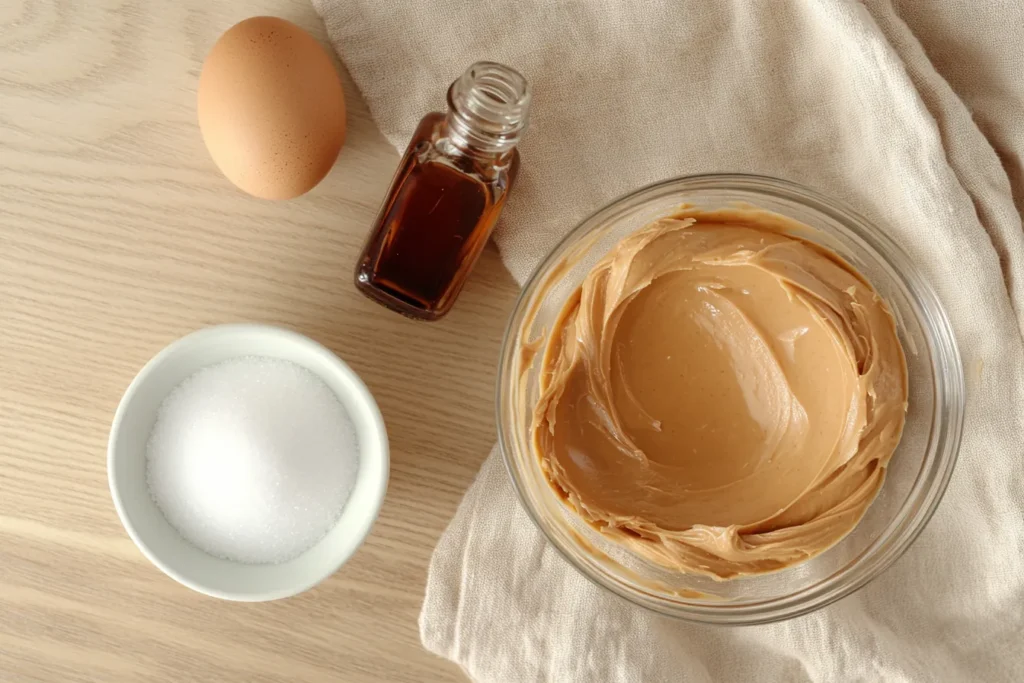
left=446, top=61, right=531, bottom=157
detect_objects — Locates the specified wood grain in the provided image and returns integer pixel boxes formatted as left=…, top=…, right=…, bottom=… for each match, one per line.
left=0, top=1, right=519, bottom=680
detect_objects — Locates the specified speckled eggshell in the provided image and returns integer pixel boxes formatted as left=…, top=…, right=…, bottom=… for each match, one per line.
left=197, top=16, right=347, bottom=200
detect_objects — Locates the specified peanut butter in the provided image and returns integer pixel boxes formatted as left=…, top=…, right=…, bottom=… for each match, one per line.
left=531, top=207, right=908, bottom=580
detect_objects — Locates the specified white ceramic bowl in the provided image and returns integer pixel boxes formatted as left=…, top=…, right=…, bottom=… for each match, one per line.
left=108, top=324, right=389, bottom=601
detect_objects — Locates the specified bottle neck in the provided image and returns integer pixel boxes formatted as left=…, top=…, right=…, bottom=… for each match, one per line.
left=443, top=61, right=531, bottom=158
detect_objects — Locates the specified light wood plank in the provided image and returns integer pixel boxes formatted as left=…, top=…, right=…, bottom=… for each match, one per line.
left=0, top=1, right=519, bottom=680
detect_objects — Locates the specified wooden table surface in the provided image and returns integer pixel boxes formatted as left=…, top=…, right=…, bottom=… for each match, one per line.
left=0, top=1, right=519, bottom=680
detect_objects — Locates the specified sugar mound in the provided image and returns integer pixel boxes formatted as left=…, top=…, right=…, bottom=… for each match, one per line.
left=146, top=357, right=358, bottom=564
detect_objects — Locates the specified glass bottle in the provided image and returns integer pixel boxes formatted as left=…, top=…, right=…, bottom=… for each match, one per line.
left=355, top=61, right=531, bottom=320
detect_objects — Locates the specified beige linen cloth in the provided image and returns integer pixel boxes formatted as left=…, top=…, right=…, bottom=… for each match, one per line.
left=313, top=1, right=1024, bottom=680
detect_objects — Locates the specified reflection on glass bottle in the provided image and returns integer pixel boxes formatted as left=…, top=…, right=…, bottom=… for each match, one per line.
left=355, top=62, right=531, bottom=320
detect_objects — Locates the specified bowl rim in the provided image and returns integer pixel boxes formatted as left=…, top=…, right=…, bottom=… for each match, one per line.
left=107, top=323, right=389, bottom=601
left=496, top=172, right=965, bottom=624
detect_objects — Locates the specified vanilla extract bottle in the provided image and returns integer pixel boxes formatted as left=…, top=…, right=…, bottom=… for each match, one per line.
left=355, top=61, right=531, bottom=320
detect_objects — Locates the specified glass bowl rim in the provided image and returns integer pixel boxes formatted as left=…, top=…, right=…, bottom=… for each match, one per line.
left=496, top=172, right=965, bottom=625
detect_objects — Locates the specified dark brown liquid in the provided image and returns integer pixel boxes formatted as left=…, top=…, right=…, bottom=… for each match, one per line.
left=356, top=113, right=518, bottom=320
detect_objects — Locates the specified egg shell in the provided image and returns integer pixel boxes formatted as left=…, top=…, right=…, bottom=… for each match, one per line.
left=197, top=16, right=347, bottom=200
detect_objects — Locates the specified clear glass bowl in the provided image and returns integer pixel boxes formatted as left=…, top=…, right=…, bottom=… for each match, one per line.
left=497, top=174, right=964, bottom=624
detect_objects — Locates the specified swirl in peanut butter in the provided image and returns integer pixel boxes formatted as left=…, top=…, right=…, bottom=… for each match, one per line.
left=532, top=208, right=908, bottom=579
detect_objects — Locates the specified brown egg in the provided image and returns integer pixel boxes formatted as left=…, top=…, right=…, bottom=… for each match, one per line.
left=197, top=17, right=347, bottom=200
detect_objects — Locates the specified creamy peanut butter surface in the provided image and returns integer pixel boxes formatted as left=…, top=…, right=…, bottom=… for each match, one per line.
left=531, top=207, right=908, bottom=579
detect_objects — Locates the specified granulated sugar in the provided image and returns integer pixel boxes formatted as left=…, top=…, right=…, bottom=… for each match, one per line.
left=146, top=357, right=358, bottom=564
